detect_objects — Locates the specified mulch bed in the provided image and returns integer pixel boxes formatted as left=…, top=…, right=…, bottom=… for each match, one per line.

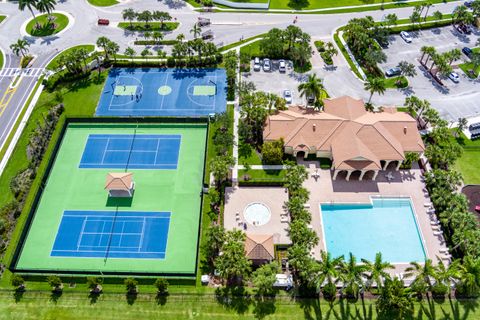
left=461, top=185, right=480, bottom=220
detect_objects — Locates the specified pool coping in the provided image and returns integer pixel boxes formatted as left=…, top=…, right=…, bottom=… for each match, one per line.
left=318, top=195, right=429, bottom=265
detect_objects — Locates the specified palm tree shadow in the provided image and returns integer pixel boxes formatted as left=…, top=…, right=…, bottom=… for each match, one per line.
left=214, top=286, right=251, bottom=315
left=252, top=297, right=276, bottom=319
left=298, top=298, right=323, bottom=320
left=418, top=295, right=436, bottom=320
left=13, top=289, right=25, bottom=303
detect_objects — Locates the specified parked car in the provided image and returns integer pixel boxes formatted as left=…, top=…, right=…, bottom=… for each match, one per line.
left=400, top=31, right=413, bottom=43
left=385, top=67, right=401, bottom=77
left=279, top=60, right=286, bottom=73
left=263, top=58, right=271, bottom=72
left=283, top=90, right=292, bottom=104
left=462, top=47, right=473, bottom=58
left=97, top=19, right=110, bottom=26
left=449, top=72, right=460, bottom=83
left=253, top=57, right=261, bottom=71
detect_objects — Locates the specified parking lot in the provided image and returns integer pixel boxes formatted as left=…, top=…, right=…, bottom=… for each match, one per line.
left=242, top=59, right=308, bottom=106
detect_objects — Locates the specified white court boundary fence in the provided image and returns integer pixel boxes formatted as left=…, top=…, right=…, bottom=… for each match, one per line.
left=213, top=0, right=270, bottom=9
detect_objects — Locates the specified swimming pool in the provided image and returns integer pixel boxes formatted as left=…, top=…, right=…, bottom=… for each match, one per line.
left=320, top=198, right=426, bottom=263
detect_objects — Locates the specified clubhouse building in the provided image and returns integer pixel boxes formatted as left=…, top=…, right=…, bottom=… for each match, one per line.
left=263, top=96, right=425, bottom=181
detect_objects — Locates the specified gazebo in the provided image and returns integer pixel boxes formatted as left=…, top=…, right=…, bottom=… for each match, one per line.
left=105, top=172, right=135, bottom=197
left=245, top=234, right=274, bottom=266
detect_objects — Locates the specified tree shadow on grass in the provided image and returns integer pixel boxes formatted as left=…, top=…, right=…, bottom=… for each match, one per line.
left=298, top=298, right=322, bottom=320
left=287, top=0, right=310, bottom=10
left=13, top=289, right=25, bottom=303
left=252, top=296, right=277, bottom=319
left=50, top=290, right=62, bottom=304
left=155, top=292, right=169, bottom=306
left=89, top=292, right=101, bottom=304
left=126, top=292, right=138, bottom=305
left=215, top=286, right=251, bottom=315
left=444, top=296, right=480, bottom=320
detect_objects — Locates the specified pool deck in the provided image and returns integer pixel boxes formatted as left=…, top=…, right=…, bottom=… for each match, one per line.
left=224, top=162, right=448, bottom=274
left=304, top=162, right=448, bottom=273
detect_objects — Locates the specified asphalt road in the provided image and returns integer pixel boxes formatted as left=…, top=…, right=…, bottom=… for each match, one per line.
left=0, top=0, right=475, bottom=152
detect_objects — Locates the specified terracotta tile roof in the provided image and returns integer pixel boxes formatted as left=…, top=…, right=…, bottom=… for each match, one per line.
left=245, top=234, right=274, bottom=261
left=263, top=96, right=425, bottom=168
left=105, top=172, right=133, bottom=191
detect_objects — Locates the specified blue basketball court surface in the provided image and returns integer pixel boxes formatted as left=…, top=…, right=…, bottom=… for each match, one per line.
left=96, top=68, right=227, bottom=117
left=79, top=134, right=181, bottom=169
left=51, top=211, right=170, bottom=259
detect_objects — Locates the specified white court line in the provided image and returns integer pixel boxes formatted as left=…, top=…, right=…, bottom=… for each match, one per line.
left=138, top=217, right=147, bottom=252
left=53, top=249, right=166, bottom=254
left=153, top=139, right=161, bottom=165
left=100, top=137, right=110, bottom=165
left=76, top=218, right=89, bottom=251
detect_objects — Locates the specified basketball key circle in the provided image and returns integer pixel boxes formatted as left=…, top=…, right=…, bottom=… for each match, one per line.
left=158, top=85, right=172, bottom=96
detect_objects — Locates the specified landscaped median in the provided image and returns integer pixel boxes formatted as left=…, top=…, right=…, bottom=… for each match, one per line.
left=117, top=22, right=179, bottom=32
left=25, top=12, right=70, bottom=37
left=459, top=47, right=480, bottom=79
left=46, top=44, right=96, bottom=71
left=87, top=0, right=118, bottom=6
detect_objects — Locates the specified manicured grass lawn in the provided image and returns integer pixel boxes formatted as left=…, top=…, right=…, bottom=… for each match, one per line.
left=87, top=0, right=118, bottom=6
left=0, top=290, right=478, bottom=319
left=46, top=44, right=95, bottom=70
left=25, top=13, right=69, bottom=37
left=118, top=22, right=179, bottom=32
left=453, top=134, right=480, bottom=185
left=219, top=34, right=265, bottom=52
left=239, top=40, right=263, bottom=58
left=0, top=15, right=6, bottom=24
left=384, top=76, right=408, bottom=89
left=0, top=49, right=4, bottom=69
left=269, top=0, right=392, bottom=10
left=238, top=141, right=262, bottom=165
left=239, top=169, right=286, bottom=182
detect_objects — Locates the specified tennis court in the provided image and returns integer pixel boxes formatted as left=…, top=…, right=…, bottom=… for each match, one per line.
left=96, top=68, right=227, bottom=117
left=15, top=123, right=207, bottom=275
left=79, top=134, right=181, bottom=169
left=52, top=211, right=170, bottom=259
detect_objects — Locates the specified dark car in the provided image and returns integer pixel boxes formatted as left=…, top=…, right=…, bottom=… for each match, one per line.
left=385, top=67, right=401, bottom=77
left=463, top=47, right=473, bottom=58
left=457, top=24, right=472, bottom=34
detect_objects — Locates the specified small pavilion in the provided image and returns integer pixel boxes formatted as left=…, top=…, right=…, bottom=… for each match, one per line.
left=245, top=233, right=275, bottom=266
left=105, top=172, right=135, bottom=197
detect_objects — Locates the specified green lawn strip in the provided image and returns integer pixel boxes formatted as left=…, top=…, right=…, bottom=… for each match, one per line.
left=185, top=0, right=204, bottom=7
left=238, top=169, right=286, bottom=182
left=333, top=32, right=363, bottom=80
left=0, top=78, right=43, bottom=164
left=0, top=15, right=6, bottom=24
left=219, top=33, right=265, bottom=52
left=459, top=62, right=480, bottom=79
left=117, top=22, right=179, bottom=32
left=0, top=49, right=4, bottom=69
left=0, top=72, right=107, bottom=267
left=239, top=40, right=262, bottom=57
left=268, top=0, right=392, bottom=10
left=384, top=76, right=408, bottom=89
left=25, top=13, right=69, bottom=37
left=46, top=45, right=95, bottom=71
left=0, top=290, right=478, bottom=319
left=87, top=0, right=119, bottom=6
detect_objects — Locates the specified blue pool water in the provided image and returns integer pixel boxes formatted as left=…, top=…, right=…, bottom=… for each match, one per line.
left=321, top=198, right=426, bottom=263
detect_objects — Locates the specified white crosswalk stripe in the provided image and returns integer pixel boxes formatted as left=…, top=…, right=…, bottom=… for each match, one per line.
left=0, top=68, right=45, bottom=78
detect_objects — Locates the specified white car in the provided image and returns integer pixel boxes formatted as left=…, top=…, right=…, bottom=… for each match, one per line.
left=449, top=72, right=460, bottom=83
left=400, top=31, right=413, bottom=43
left=279, top=60, right=286, bottom=73
left=253, top=57, right=261, bottom=72
left=263, top=58, right=271, bottom=72
left=283, top=90, right=292, bottom=104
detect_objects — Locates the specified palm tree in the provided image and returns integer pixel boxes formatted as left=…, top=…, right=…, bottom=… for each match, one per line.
left=298, top=73, right=324, bottom=106
left=456, top=255, right=480, bottom=297
left=10, top=39, right=30, bottom=58
left=457, top=117, right=468, bottom=137
left=35, top=0, right=56, bottom=19
left=339, top=253, right=367, bottom=300
left=434, top=258, right=459, bottom=297
left=316, top=251, right=343, bottom=288
left=362, top=252, right=394, bottom=290
left=19, top=0, right=40, bottom=27
left=405, top=259, right=437, bottom=297
left=122, top=8, right=136, bottom=28
left=96, top=36, right=111, bottom=60
left=152, top=31, right=163, bottom=44
left=137, top=10, right=152, bottom=28
left=124, top=47, right=136, bottom=62
left=446, top=49, right=462, bottom=66
left=176, top=33, right=185, bottom=42
left=397, top=60, right=417, bottom=79
left=141, top=48, right=151, bottom=62
left=190, top=23, right=202, bottom=39
left=106, top=41, right=119, bottom=63
left=422, top=1, right=433, bottom=21
left=364, top=77, right=386, bottom=104
left=364, top=102, right=375, bottom=112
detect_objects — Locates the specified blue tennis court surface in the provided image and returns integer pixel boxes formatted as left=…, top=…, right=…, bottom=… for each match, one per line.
left=51, top=211, right=170, bottom=259
left=96, top=68, right=227, bottom=117
left=79, top=134, right=180, bottom=169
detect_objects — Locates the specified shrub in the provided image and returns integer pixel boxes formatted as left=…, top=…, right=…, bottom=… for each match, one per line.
left=261, top=139, right=284, bottom=165
left=11, top=274, right=25, bottom=289
left=154, top=278, right=169, bottom=295
left=431, top=282, right=448, bottom=298
left=47, top=275, right=62, bottom=290
left=87, top=276, right=103, bottom=293
left=124, top=277, right=138, bottom=293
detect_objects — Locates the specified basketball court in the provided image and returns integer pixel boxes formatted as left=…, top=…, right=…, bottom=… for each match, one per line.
left=95, top=68, right=227, bottom=117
